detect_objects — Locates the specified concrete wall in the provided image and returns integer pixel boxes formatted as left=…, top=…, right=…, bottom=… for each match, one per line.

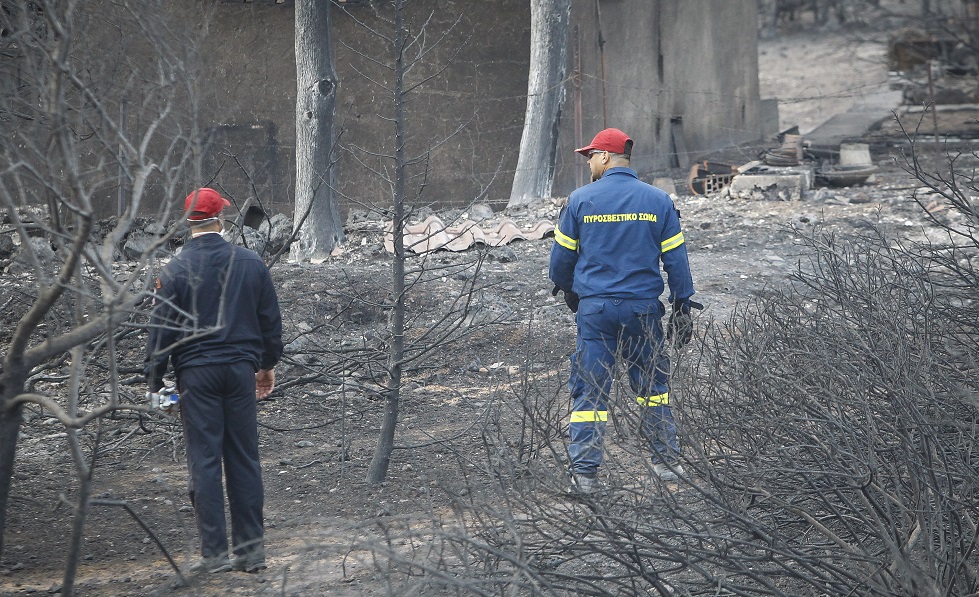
left=121, top=0, right=758, bottom=217
left=194, top=2, right=309, bottom=216
left=192, top=0, right=531, bottom=216
left=553, top=0, right=761, bottom=196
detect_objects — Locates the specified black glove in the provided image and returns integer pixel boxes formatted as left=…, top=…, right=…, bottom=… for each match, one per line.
left=667, top=299, right=703, bottom=348
left=551, top=285, right=580, bottom=314
left=565, top=291, right=580, bottom=314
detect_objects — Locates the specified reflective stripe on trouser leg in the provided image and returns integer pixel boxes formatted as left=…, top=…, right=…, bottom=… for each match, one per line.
left=568, top=410, right=608, bottom=476
left=638, top=395, right=680, bottom=462
left=636, top=393, right=669, bottom=407
left=568, top=303, right=617, bottom=476
left=623, top=304, right=681, bottom=464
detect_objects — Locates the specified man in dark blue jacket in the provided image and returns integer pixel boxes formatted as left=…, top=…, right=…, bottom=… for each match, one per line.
left=145, top=187, right=283, bottom=573
left=550, top=128, right=697, bottom=493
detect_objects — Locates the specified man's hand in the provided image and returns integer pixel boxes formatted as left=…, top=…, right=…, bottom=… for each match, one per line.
left=667, top=299, right=703, bottom=348
left=551, top=285, right=580, bottom=314
left=256, top=369, right=275, bottom=400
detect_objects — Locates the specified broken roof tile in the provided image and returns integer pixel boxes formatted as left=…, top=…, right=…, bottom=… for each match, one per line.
left=383, top=216, right=554, bottom=254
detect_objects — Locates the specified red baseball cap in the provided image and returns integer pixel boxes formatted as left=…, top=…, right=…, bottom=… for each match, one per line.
left=575, top=128, right=633, bottom=156
left=184, top=187, right=230, bottom=220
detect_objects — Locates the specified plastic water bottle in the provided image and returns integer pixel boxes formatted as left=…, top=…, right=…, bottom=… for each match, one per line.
left=150, top=386, right=179, bottom=413
left=160, top=387, right=179, bottom=413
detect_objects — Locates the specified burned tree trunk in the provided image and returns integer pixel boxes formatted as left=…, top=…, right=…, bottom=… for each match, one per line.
left=366, top=0, right=408, bottom=486
left=294, top=0, right=344, bottom=261
left=507, top=0, right=571, bottom=208
left=0, top=370, right=27, bottom=558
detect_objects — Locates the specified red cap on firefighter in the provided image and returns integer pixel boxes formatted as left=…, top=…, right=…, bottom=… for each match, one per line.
left=184, top=187, right=230, bottom=221
left=575, top=128, right=633, bottom=157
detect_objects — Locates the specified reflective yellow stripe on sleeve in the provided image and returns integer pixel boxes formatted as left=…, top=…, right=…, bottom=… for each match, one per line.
left=554, top=225, right=578, bottom=251
left=637, top=393, right=669, bottom=407
left=570, top=410, right=608, bottom=423
left=661, top=232, right=684, bottom=253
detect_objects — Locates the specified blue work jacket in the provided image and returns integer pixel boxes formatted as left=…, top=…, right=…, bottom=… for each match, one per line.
left=549, top=167, right=694, bottom=303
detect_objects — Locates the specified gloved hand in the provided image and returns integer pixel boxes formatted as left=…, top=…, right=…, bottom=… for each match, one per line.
left=667, top=299, right=703, bottom=348
left=551, top=285, right=580, bottom=314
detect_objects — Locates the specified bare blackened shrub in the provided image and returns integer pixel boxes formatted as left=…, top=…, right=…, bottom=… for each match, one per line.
left=677, top=221, right=978, bottom=596
left=903, top=145, right=979, bottom=364
left=0, top=1, right=212, bottom=593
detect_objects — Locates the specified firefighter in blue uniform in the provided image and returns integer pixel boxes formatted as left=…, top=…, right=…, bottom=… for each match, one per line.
left=549, top=128, right=698, bottom=493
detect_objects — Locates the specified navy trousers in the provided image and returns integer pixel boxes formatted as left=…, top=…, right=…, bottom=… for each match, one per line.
left=568, top=297, right=680, bottom=475
left=178, top=361, right=264, bottom=560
